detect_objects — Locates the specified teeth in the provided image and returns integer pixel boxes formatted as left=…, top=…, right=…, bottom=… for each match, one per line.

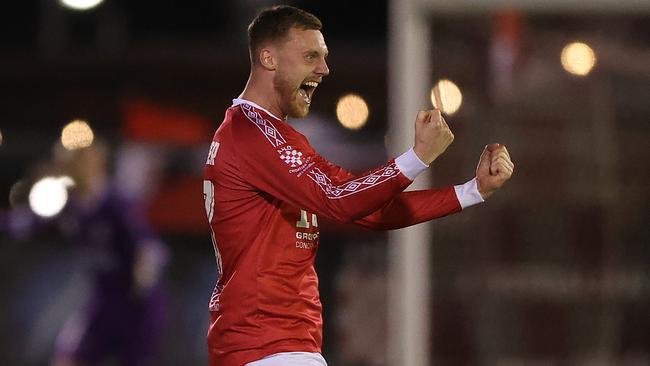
left=302, top=81, right=319, bottom=88
left=298, top=88, right=311, bottom=104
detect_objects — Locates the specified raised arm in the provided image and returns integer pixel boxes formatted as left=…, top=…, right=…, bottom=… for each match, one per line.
left=232, top=105, right=454, bottom=222
left=356, top=143, right=515, bottom=230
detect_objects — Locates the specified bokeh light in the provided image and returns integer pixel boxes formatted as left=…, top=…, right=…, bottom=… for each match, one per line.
left=59, top=0, right=104, bottom=11
left=0, top=129, right=3, bottom=145
left=431, top=79, right=463, bottom=115
left=561, top=42, right=596, bottom=76
left=28, top=176, right=75, bottom=218
left=336, top=94, right=369, bottom=130
left=61, top=119, right=94, bottom=150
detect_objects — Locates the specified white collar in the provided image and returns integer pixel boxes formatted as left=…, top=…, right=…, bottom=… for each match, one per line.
left=232, top=98, right=284, bottom=121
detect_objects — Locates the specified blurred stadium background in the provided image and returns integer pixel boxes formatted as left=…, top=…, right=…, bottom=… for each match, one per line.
left=1, top=0, right=648, bottom=365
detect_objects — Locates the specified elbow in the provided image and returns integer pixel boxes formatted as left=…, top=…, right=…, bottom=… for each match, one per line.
left=331, top=208, right=377, bottom=224
left=332, top=212, right=360, bottom=224
left=323, top=198, right=389, bottom=224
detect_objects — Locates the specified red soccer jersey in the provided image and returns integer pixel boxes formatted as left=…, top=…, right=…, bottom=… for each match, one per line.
left=203, top=100, right=462, bottom=366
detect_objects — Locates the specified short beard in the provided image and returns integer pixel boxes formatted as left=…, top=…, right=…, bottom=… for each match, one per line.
left=273, top=73, right=309, bottom=119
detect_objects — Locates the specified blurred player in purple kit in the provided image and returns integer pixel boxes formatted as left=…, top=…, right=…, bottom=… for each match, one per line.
left=2, top=142, right=169, bottom=366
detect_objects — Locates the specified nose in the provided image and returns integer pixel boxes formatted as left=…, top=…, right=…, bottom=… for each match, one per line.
left=316, top=58, right=329, bottom=77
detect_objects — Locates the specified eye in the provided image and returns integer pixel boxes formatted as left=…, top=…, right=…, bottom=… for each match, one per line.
left=305, top=53, right=319, bottom=62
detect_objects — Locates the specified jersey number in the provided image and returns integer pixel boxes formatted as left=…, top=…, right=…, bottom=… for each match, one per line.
left=203, top=180, right=215, bottom=221
left=203, top=180, right=222, bottom=281
left=296, top=209, right=318, bottom=229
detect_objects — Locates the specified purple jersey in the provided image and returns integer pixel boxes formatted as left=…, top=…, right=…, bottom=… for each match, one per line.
left=66, top=187, right=166, bottom=296
left=3, top=184, right=169, bottom=365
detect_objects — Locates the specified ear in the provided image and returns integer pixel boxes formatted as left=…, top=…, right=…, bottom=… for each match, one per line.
left=259, top=49, right=277, bottom=71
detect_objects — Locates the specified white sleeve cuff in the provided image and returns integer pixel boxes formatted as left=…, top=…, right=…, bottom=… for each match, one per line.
left=395, top=147, right=429, bottom=180
left=454, top=178, right=485, bottom=209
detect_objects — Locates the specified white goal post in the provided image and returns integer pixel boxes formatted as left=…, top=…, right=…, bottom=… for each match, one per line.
left=387, top=1, right=650, bottom=365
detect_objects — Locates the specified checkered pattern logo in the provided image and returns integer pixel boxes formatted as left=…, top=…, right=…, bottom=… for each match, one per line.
left=280, top=148, right=304, bottom=168
left=240, top=103, right=286, bottom=147
left=308, top=163, right=400, bottom=199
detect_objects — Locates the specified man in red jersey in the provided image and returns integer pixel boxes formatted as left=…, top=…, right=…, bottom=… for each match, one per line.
left=203, top=5, right=514, bottom=366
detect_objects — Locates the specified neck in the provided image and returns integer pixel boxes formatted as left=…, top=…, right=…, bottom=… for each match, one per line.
left=77, top=174, right=107, bottom=207
left=238, top=70, right=287, bottom=120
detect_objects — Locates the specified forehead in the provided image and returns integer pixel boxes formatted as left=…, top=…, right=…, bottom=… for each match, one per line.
left=283, top=27, right=328, bottom=53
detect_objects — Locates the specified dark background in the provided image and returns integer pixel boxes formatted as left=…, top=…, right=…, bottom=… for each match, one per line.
left=1, top=1, right=649, bottom=365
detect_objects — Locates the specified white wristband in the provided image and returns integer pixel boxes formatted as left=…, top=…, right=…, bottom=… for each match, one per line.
left=395, top=147, right=429, bottom=180
left=454, top=178, right=485, bottom=209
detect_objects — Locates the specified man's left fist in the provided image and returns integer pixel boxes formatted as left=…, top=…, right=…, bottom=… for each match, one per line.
left=476, top=143, right=514, bottom=199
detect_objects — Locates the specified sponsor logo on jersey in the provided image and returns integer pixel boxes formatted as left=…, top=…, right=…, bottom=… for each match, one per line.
left=295, top=241, right=316, bottom=250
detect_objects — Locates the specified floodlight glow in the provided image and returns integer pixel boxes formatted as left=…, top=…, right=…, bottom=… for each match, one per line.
left=336, top=94, right=369, bottom=130
left=561, top=42, right=596, bottom=76
left=431, top=79, right=462, bottom=116
left=28, top=176, right=75, bottom=218
left=61, top=120, right=94, bottom=150
left=59, top=0, right=104, bottom=11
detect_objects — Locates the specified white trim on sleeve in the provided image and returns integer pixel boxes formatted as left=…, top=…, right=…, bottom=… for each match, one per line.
left=395, top=147, right=429, bottom=180
left=454, top=178, right=485, bottom=209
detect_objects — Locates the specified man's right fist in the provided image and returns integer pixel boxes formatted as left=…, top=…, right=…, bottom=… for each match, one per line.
left=413, top=109, right=454, bottom=165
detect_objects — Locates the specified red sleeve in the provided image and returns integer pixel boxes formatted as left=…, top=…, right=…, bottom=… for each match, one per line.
left=231, top=106, right=413, bottom=223
left=289, top=152, right=463, bottom=230
left=354, top=187, right=462, bottom=231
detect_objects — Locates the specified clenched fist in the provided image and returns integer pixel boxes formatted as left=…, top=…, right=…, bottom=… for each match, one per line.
left=476, top=143, right=514, bottom=199
left=413, top=109, right=454, bottom=165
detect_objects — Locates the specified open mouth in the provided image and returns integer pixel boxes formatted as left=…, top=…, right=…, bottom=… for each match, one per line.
left=298, top=81, right=319, bottom=105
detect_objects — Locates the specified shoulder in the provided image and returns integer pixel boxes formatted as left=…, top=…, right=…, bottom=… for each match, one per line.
left=231, top=104, right=295, bottom=149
